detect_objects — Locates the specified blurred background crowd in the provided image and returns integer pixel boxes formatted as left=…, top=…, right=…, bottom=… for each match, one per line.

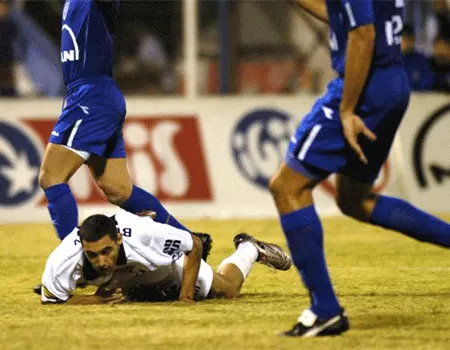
left=0, top=0, right=449, bottom=98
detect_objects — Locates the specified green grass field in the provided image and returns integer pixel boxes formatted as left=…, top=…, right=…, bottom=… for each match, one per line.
left=1, top=216, right=450, bottom=350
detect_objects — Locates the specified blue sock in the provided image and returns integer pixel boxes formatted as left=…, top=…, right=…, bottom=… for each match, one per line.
left=121, top=185, right=190, bottom=232
left=281, top=206, right=341, bottom=318
left=371, top=195, right=450, bottom=247
left=44, top=183, right=78, bottom=240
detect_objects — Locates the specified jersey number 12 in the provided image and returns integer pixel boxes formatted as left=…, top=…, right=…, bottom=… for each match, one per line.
left=385, top=15, right=403, bottom=46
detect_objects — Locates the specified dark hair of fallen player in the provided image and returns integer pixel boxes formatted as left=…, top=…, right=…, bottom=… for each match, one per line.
left=78, top=214, right=118, bottom=242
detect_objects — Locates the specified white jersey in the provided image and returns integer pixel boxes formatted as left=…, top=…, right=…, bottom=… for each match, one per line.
left=41, top=211, right=213, bottom=303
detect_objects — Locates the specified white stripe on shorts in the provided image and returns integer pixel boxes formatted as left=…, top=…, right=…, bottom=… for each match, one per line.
left=298, top=124, right=322, bottom=161
left=67, top=119, right=83, bottom=147
left=62, top=145, right=90, bottom=161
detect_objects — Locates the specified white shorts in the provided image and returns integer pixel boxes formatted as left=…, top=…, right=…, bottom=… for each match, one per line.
left=174, top=256, right=214, bottom=300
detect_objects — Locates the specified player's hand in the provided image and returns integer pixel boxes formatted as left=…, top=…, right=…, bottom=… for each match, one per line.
left=340, top=111, right=376, bottom=164
left=177, top=296, right=196, bottom=305
left=103, top=288, right=127, bottom=305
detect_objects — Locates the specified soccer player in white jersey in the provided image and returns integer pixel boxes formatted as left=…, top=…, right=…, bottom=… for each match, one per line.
left=40, top=212, right=292, bottom=304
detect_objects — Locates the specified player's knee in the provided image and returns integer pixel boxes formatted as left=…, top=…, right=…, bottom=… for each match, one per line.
left=336, top=195, right=374, bottom=222
left=336, top=196, right=359, bottom=217
left=269, top=173, right=312, bottom=207
left=39, top=167, right=62, bottom=190
left=268, top=174, right=285, bottom=198
left=223, top=289, right=240, bottom=299
left=269, top=172, right=300, bottom=199
left=96, top=179, right=132, bottom=205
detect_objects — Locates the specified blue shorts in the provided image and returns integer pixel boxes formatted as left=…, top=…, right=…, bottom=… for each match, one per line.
left=49, top=76, right=127, bottom=159
left=286, top=66, right=410, bottom=183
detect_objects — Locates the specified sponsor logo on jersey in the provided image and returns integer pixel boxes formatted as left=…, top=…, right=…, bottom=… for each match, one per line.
left=0, top=121, right=41, bottom=206
left=61, top=24, right=80, bottom=62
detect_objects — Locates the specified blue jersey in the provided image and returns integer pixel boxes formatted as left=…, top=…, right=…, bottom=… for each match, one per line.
left=61, top=0, right=119, bottom=86
left=326, top=0, right=405, bottom=76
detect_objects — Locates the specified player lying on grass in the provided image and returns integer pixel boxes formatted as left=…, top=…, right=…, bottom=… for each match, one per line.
left=40, top=211, right=292, bottom=304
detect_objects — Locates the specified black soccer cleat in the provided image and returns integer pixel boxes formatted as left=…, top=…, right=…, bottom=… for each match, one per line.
left=233, top=233, right=292, bottom=271
left=33, top=284, right=42, bottom=295
left=282, top=308, right=349, bottom=337
left=192, top=232, right=213, bottom=262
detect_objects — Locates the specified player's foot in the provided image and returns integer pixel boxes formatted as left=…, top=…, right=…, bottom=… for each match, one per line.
left=281, top=308, right=349, bottom=337
left=32, top=284, right=42, bottom=295
left=192, top=232, right=213, bottom=262
left=233, top=233, right=292, bottom=271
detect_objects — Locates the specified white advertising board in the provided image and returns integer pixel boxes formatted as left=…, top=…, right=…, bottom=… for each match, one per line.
left=396, top=94, right=450, bottom=213
left=0, top=93, right=439, bottom=222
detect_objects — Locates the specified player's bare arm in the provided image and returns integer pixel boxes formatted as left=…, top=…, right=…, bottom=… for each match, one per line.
left=340, top=23, right=377, bottom=164
left=41, top=283, right=125, bottom=306
left=65, top=288, right=125, bottom=305
left=179, top=235, right=203, bottom=303
left=296, top=0, right=328, bottom=23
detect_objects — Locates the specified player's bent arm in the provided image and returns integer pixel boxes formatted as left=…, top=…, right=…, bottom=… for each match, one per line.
left=296, top=0, right=328, bottom=24
left=42, top=295, right=121, bottom=305
left=42, top=287, right=124, bottom=305
left=65, top=292, right=124, bottom=305
left=179, top=235, right=203, bottom=302
left=340, top=23, right=375, bottom=115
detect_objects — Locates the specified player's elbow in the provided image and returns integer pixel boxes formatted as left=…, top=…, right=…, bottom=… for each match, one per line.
left=190, top=235, right=203, bottom=260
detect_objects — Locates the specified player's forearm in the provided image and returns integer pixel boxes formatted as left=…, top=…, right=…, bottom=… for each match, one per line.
left=296, top=0, right=328, bottom=24
left=179, top=236, right=203, bottom=301
left=340, top=24, right=375, bottom=115
left=65, top=295, right=106, bottom=305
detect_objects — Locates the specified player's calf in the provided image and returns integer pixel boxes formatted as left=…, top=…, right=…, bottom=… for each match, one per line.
left=211, top=267, right=243, bottom=299
left=94, top=176, right=132, bottom=205
left=88, top=157, right=133, bottom=205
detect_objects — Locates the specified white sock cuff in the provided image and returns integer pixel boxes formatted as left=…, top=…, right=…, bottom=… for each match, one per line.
left=217, top=242, right=258, bottom=278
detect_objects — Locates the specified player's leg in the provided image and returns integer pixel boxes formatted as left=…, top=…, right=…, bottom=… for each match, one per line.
left=210, top=234, right=292, bottom=298
left=39, top=143, right=86, bottom=240
left=88, top=156, right=190, bottom=231
left=81, top=82, right=190, bottom=231
left=210, top=260, right=251, bottom=299
left=39, top=82, right=121, bottom=240
left=336, top=175, right=450, bottom=247
left=269, top=94, right=350, bottom=336
left=335, top=79, right=450, bottom=247
left=270, top=164, right=347, bottom=336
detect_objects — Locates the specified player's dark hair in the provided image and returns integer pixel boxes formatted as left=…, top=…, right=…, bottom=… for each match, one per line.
left=78, top=215, right=118, bottom=242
